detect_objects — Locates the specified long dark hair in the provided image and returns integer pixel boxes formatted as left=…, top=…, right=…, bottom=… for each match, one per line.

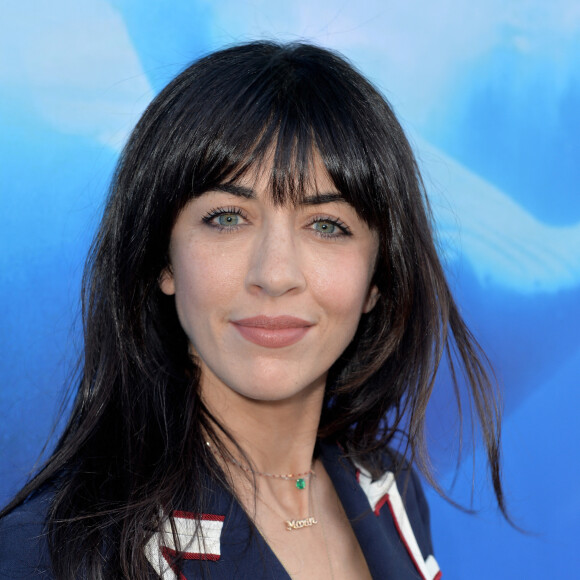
left=3, top=40, right=505, bottom=577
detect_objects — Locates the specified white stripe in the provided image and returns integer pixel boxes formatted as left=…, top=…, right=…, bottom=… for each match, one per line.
left=144, top=514, right=224, bottom=580
left=357, top=467, right=396, bottom=513
left=426, top=554, right=441, bottom=578
left=145, top=533, right=175, bottom=580
left=357, top=465, right=440, bottom=580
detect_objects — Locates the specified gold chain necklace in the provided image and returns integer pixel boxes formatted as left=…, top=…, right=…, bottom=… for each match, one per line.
left=226, top=455, right=315, bottom=491
left=255, top=470, right=319, bottom=531
left=205, top=441, right=315, bottom=490
left=259, top=469, right=335, bottom=579
left=205, top=441, right=334, bottom=575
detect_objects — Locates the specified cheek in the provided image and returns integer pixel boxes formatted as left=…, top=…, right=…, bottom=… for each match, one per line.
left=171, top=249, right=241, bottom=332
left=309, top=252, right=375, bottom=316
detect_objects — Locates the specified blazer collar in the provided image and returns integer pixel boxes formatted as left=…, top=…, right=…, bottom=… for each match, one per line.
left=148, top=441, right=427, bottom=579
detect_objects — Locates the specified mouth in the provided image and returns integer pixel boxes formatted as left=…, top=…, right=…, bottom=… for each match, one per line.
left=231, top=316, right=313, bottom=348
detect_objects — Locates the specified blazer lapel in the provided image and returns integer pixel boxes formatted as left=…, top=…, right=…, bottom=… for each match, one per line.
left=319, top=441, right=435, bottom=580
left=147, top=444, right=439, bottom=579
left=147, top=483, right=290, bottom=580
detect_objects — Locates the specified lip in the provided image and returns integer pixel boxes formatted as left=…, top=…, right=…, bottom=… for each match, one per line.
left=231, top=316, right=313, bottom=348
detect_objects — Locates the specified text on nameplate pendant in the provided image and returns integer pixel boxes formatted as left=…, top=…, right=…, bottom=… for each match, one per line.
left=285, top=517, right=318, bottom=531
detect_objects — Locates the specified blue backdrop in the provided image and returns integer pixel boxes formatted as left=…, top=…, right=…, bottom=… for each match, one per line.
left=2, top=1, right=579, bottom=577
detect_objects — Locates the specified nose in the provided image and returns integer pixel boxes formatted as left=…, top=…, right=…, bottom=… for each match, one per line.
left=245, top=218, right=307, bottom=297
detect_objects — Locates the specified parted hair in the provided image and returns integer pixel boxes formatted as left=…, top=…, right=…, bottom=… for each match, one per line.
left=2, top=41, right=505, bottom=578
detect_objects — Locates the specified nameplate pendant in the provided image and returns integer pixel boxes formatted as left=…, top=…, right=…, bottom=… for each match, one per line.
left=285, top=516, right=318, bottom=531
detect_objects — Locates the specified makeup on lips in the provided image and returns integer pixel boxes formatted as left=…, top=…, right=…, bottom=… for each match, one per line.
left=231, top=316, right=313, bottom=348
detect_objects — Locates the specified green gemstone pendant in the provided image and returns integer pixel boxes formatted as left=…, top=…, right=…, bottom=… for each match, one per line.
left=295, top=478, right=306, bottom=490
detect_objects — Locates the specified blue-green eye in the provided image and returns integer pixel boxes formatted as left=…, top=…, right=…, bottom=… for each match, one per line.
left=310, top=217, right=351, bottom=238
left=313, top=220, right=337, bottom=234
left=217, top=213, right=240, bottom=226
left=202, top=207, right=247, bottom=231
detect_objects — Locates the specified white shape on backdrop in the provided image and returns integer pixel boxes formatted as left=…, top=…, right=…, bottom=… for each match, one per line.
left=1, top=0, right=578, bottom=295
left=417, top=138, right=580, bottom=294
left=208, top=0, right=580, bottom=295
left=0, top=0, right=154, bottom=149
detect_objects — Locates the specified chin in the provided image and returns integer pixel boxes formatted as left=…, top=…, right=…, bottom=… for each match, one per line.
left=230, top=374, right=324, bottom=404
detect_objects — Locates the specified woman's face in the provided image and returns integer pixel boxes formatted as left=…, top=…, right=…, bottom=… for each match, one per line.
left=160, top=159, right=379, bottom=408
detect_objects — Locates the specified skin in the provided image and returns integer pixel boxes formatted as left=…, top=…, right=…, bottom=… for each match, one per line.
left=160, top=158, right=378, bottom=578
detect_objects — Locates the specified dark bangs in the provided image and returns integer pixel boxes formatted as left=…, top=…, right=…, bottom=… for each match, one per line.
left=123, top=41, right=415, bottom=235
left=106, top=40, right=431, bottom=398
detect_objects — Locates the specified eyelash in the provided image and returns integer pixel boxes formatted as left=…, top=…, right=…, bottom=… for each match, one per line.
left=308, top=216, right=352, bottom=238
left=201, top=206, right=248, bottom=232
left=201, top=207, right=352, bottom=238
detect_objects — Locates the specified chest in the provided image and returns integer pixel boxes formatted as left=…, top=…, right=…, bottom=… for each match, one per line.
left=144, top=458, right=440, bottom=580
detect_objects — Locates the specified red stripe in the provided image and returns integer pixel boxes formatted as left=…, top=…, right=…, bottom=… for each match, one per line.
left=180, top=552, right=220, bottom=561
left=384, top=493, right=429, bottom=580
left=356, top=468, right=440, bottom=579
left=355, top=468, right=389, bottom=516
left=161, top=546, right=187, bottom=580
left=373, top=493, right=389, bottom=516
left=171, top=510, right=225, bottom=522
left=161, top=545, right=221, bottom=579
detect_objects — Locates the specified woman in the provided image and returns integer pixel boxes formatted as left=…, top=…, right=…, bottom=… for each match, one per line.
left=0, top=41, right=505, bottom=579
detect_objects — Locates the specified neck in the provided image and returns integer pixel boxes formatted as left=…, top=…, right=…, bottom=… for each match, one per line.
left=201, top=375, right=325, bottom=477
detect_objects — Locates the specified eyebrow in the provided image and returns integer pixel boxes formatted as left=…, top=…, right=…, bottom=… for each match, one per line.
left=301, top=193, right=346, bottom=206
left=212, top=185, right=345, bottom=206
left=213, top=184, right=256, bottom=198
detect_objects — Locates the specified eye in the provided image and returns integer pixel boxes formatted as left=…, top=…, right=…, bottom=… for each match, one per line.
left=217, top=213, right=240, bottom=226
left=309, top=217, right=352, bottom=238
left=202, top=207, right=248, bottom=231
left=313, top=220, right=337, bottom=235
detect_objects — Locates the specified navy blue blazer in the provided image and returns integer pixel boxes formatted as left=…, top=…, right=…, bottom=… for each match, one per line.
left=0, top=442, right=441, bottom=579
